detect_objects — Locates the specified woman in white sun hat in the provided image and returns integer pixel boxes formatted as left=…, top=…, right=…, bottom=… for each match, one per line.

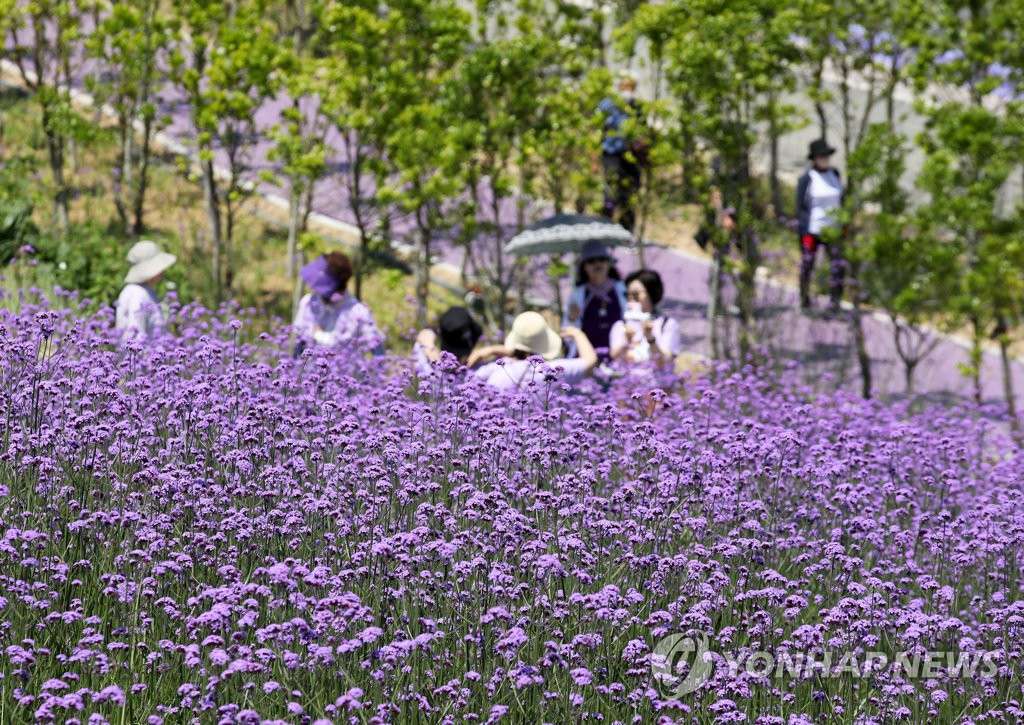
left=468, top=311, right=598, bottom=391
left=116, top=240, right=176, bottom=341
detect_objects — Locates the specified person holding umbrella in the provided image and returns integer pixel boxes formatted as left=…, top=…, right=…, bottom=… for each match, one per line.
left=796, top=138, right=845, bottom=313
left=565, top=240, right=627, bottom=360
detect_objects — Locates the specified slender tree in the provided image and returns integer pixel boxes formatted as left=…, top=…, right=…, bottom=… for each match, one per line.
left=852, top=126, right=955, bottom=395
left=86, top=0, right=171, bottom=236
left=446, top=34, right=553, bottom=331
left=630, top=0, right=800, bottom=360
left=376, top=0, right=471, bottom=329
left=264, top=0, right=328, bottom=313
left=316, top=0, right=406, bottom=302
left=2, top=0, right=95, bottom=232
left=909, top=0, right=1022, bottom=407
left=266, top=95, right=328, bottom=314
left=169, top=0, right=283, bottom=301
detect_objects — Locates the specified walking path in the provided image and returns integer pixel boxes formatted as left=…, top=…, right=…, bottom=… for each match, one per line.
left=2, top=56, right=1022, bottom=407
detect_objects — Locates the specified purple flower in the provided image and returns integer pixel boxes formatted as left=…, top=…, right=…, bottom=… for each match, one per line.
left=0, top=300, right=1018, bottom=723
left=92, top=685, right=124, bottom=706
left=570, top=667, right=593, bottom=686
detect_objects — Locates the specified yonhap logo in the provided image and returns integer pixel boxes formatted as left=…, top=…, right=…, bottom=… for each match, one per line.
left=651, top=632, right=714, bottom=697
left=650, top=633, right=1002, bottom=700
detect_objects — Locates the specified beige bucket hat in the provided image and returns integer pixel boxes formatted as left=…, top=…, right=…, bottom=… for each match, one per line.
left=504, top=311, right=562, bottom=361
left=125, top=240, right=176, bottom=285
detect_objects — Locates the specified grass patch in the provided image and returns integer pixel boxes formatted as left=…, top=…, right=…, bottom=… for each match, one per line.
left=0, top=85, right=459, bottom=344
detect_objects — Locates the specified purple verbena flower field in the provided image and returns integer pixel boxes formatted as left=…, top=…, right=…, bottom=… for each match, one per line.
left=1, top=299, right=1023, bottom=724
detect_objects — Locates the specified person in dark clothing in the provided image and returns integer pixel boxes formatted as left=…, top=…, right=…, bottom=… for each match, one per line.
left=796, top=138, right=845, bottom=313
left=414, top=306, right=484, bottom=374
left=565, top=240, right=627, bottom=360
left=598, top=74, right=647, bottom=232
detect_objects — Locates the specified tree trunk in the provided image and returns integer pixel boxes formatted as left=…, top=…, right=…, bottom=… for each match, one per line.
left=132, top=114, right=154, bottom=235
left=969, top=317, right=983, bottom=405
left=492, top=190, right=507, bottom=335
left=892, top=325, right=917, bottom=397
left=904, top=358, right=916, bottom=396
left=201, top=157, right=223, bottom=302
left=41, top=105, right=70, bottom=234
left=355, top=228, right=370, bottom=302
left=286, top=186, right=302, bottom=315
left=813, top=60, right=828, bottom=141
left=767, top=92, right=782, bottom=216
left=707, top=248, right=722, bottom=359
left=224, top=189, right=235, bottom=294
left=300, top=179, right=315, bottom=230
left=735, top=229, right=759, bottom=362
left=350, top=143, right=368, bottom=300
left=849, top=275, right=872, bottom=399
left=417, top=225, right=431, bottom=331
left=851, top=305, right=871, bottom=399
left=998, top=332, right=1018, bottom=430
left=113, top=118, right=130, bottom=233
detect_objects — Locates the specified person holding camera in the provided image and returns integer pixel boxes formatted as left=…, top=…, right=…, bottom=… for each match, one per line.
left=609, top=269, right=679, bottom=365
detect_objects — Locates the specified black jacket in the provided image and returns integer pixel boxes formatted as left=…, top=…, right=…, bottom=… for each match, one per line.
left=796, top=167, right=842, bottom=237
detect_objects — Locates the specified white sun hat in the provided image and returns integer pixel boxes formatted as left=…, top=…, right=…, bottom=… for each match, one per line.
left=124, top=240, right=176, bottom=285
left=504, top=311, right=563, bottom=361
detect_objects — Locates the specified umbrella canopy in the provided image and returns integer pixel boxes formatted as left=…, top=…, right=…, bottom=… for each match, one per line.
left=504, top=214, right=633, bottom=257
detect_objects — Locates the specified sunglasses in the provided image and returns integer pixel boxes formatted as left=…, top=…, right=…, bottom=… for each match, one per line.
left=627, top=291, right=645, bottom=301
left=585, top=257, right=610, bottom=265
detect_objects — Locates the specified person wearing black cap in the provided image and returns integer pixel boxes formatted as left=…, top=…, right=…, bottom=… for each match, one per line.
left=414, top=306, right=484, bottom=375
left=796, top=138, right=845, bottom=313
left=565, top=239, right=627, bottom=359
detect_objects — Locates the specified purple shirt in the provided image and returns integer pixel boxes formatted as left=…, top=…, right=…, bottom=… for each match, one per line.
left=115, top=283, right=165, bottom=342
left=474, top=357, right=591, bottom=391
left=412, top=343, right=436, bottom=377
left=293, top=293, right=384, bottom=351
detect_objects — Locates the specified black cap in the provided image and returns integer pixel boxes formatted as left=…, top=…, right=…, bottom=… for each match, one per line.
left=438, top=307, right=482, bottom=359
left=808, top=138, right=836, bottom=160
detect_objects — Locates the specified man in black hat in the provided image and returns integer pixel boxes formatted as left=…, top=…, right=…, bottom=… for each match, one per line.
left=796, top=138, right=845, bottom=313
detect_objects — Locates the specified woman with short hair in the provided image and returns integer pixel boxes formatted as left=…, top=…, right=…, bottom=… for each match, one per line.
left=609, top=269, right=680, bottom=365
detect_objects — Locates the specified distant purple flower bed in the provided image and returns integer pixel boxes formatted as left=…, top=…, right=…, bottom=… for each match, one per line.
left=1, top=301, right=1022, bottom=724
